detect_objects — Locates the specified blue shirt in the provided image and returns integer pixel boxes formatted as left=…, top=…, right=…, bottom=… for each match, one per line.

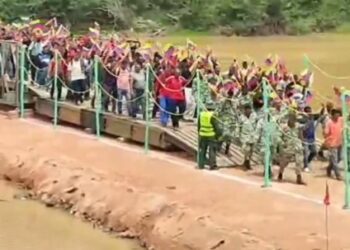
left=303, top=118, right=316, bottom=143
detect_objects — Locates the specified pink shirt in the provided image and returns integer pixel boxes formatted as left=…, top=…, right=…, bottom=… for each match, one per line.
left=324, top=117, right=343, bottom=148
left=117, top=69, right=131, bottom=91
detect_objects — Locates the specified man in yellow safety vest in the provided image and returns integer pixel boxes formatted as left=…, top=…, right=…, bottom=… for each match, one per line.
left=197, top=102, right=221, bottom=170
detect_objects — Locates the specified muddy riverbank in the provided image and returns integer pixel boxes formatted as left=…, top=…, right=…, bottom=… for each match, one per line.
left=1, top=116, right=350, bottom=250
left=0, top=146, right=272, bottom=250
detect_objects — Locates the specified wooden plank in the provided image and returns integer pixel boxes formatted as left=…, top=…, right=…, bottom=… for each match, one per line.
left=104, top=114, right=133, bottom=139
left=130, top=122, right=168, bottom=149
left=31, top=98, right=259, bottom=167
left=81, top=109, right=105, bottom=132
left=35, top=98, right=54, bottom=118
left=59, top=103, right=81, bottom=125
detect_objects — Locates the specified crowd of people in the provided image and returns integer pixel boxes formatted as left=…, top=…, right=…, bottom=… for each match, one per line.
left=0, top=18, right=349, bottom=185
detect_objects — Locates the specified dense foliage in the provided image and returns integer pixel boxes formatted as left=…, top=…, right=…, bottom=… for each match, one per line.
left=1, top=0, right=350, bottom=35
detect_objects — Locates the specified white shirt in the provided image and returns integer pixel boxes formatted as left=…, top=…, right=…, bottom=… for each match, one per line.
left=131, top=70, right=146, bottom=89
left=68, top=60, right=85, bottom=81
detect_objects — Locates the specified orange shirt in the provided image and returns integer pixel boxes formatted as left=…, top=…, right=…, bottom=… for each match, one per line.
left=324, top=117, right=343, bottom=148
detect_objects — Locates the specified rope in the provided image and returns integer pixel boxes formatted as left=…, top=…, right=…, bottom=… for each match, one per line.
left=97, top=81, right=146, bottom=103
left=313, top=90, right=336, bottom=103
left=98, top=57, right=120, bottom=78
left=305, top=54, right=350, bottom=80
left=196, top=70, right=262, bottom=102
left=148, top=64, right=196, bottom=93
left=23, top=67, right=53, bottom=87
left=25, top=51, right=54, bottom=87
left=148, top=93, right=187, bottom=116
left=58, top=75, right=92, bottom=94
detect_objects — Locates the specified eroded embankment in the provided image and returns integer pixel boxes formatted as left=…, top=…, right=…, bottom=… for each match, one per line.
left=0, top=146, right=274, bottom=250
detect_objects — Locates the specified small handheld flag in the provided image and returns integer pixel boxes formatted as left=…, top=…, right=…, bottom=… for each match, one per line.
left=324, top=182, right=330, bottom=206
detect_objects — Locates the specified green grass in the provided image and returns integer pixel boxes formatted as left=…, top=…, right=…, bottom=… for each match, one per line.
left=335, top=22, right=350, bottom=33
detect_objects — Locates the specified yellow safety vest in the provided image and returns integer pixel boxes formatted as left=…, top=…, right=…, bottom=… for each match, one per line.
left=199, top=111, right=215, bottom=137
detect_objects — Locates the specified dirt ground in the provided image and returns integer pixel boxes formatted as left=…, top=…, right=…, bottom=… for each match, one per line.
left=1, top=114, right=350, bottom=250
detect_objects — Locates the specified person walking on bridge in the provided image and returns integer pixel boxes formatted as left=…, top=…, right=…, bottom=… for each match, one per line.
left=278, top=113, right=306, bottom=185
left=197, top=102, right=221, bottom=170
left=324, top=108, right=343, bottom=180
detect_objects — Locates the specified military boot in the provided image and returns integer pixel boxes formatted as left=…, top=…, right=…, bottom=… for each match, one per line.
left=243, top=160, right=252, bottom=170
left=296, top=174, right=307, bottom=185
left=278, top=172, right=283, bottom=182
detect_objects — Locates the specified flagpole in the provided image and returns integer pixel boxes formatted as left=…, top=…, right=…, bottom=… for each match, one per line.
left=325, top=202, right=329, bottom=250
left=324, top=181, right=330, bottom=250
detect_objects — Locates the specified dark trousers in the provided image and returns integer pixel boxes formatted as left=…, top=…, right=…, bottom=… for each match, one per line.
left=219, top=141, right=231, bottom=155
left=167, top=98, right=186, bottom=128
left=152, top=97, right=160, bottom=119
left=84, top=77, right=91, bottom=100
left=50, top=78, right=63, bottom=100
left=303, top=143, right=317, bottom=169
left=327, top=146, right=342, bottom=178
left=71, top=79, right=85, bottom=104
left=101, top=85, right=117, bottom=112
left=30, top=55, right=40, bottom=82
left=132, top=88, right=145, bottom=119
left=198, top=136, right=217, bottom=169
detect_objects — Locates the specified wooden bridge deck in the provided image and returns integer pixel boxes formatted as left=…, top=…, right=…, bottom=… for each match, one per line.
left=33, top=96, right=262, bottom=168
left=26, top=83, right=265, bottom=167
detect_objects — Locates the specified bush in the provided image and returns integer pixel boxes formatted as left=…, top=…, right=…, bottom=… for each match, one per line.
left=286, top=18, right=315, bottom=35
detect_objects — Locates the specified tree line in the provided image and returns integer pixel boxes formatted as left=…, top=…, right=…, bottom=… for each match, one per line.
left=1, top=0, right=349, bottom=35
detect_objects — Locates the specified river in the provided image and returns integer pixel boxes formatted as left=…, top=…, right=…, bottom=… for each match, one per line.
left=0, top=181, right=142, bottom=250
left=159, top=33, right=350, bottom=105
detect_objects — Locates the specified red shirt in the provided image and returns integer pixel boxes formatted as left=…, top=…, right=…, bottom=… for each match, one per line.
left=165, top=75, right=186, bottom=100
left=156, top=71, right=170, bottom=98
left=325, top=117, right=343, bottom=148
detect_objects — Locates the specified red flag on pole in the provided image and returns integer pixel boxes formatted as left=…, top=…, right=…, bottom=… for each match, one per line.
left=324, top=182, right=330, bottom=206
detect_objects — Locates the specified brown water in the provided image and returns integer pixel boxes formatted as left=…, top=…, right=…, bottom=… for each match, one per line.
left=0, top=181, right=142, bottom=250
left=159, top=34, right=350, bottom=105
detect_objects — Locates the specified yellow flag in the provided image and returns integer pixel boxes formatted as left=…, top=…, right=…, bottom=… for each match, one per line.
left=29, top=19, right=41, bottom=26
left=142, top=41, right=153, bottom=50
left=120, top=42, right=129, bottom=49
left=270, top=91, right=278, bottom=99
left=164, top=43, right=173, bottom=52
left=177, top=48, right=189, bottom=61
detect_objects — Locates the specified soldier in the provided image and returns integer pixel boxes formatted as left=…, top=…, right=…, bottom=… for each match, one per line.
left=237, top=86, right=253, bottom=111
left=270, top=99, right=289, bottom=156
left=278, top=113, right=306, bottom=185
left=237, top=104, right=257, bottom=170
left=255, top=113, right=273, bottom=178
left=192, top=71, right=212, bottom=118
left=216, top=90, right=238, bottom=155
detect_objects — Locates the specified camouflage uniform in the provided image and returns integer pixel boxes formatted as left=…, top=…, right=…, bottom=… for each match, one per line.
left=216, top=99, right=239, bottom=152
left=278, top=124, right=304, bottom=176
left=238, top=94, right=253, bottom=110
left=255, top=116, right=273, bottom=163
left=270, top=106, right=289, bottom=156
left=237, top=112, right=257, bottom=162
left=255, top=108, right=265, bottom=123
left=192, top=73, right=212, bottom=109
